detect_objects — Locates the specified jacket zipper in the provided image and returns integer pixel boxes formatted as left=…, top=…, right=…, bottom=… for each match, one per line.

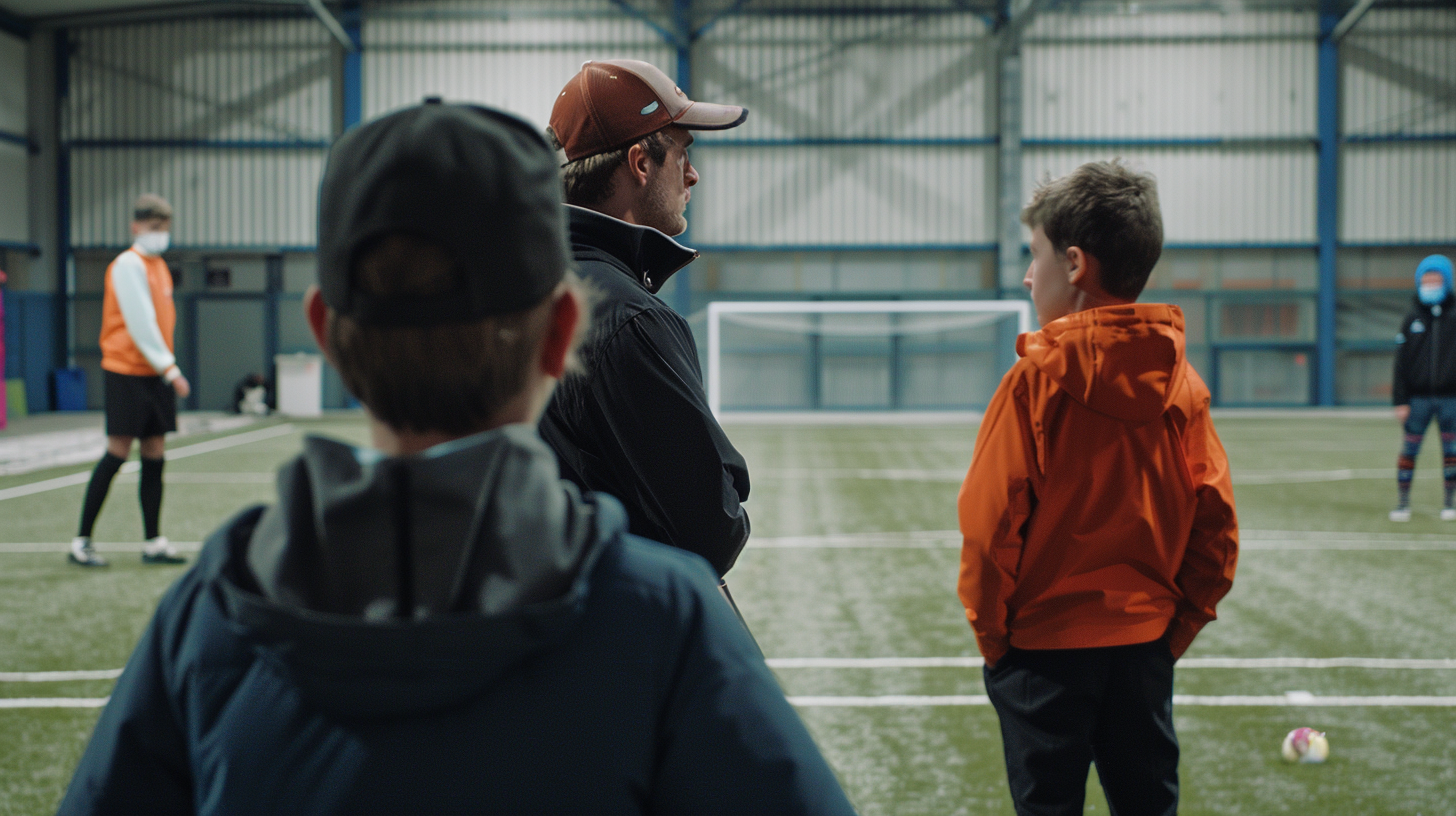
left=1432, top=309, right=1440, bottom=387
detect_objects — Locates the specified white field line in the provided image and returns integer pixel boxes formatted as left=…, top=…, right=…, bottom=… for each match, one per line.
left=0, top=541, right=203, bottom=553
left=10, top=657, right=1453, bottom=684
left=767, top=657, right=1456, bottom=670
left=0, top=424, right=294, bottom=502
left=9, top=693, right=1456, bottom=709
left=0, top=698, right=109, bottom=709
left=750, top=529, right=1456, bottom=551
left=113, top=472, right=275, bottom=484
left=0, top=669, right=123, bottom=681
left=788, top=694, right=1456, bottom=708
left=749, top=468, right=1397, bottom=485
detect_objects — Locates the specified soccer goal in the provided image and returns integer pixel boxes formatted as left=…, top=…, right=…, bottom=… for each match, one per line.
left=706, top=300, right=1033, bottom=419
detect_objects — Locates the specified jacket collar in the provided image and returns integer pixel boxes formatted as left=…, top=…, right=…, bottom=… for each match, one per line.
left=566, top=205, right=699, bottom=294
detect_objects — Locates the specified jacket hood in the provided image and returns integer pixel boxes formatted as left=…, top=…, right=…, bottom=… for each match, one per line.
left=1019, top=303, right=1187, bottom=424
left=1416, top=254, right=1454, bottom=291
left=215, top=425, right=620, bottom=718
left=566, top=204, right=698, bottom=293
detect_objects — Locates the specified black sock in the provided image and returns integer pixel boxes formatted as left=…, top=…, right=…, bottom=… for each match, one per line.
left=78, top=453, right=126, bottom=538
left=140, top=457, right=164, bottom=540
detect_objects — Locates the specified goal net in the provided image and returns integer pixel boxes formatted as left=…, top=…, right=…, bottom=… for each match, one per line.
left=706, top=300, right=1032, bottom=418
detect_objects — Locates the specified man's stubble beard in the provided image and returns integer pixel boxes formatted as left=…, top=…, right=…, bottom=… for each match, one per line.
left=638, top=165, right=688, bottom=237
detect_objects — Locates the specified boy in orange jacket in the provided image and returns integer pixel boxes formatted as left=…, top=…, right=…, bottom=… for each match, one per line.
left=958, top=161, right=1238, bottom=816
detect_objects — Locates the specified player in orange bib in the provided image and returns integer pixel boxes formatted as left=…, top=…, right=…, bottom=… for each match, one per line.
left=69, top=194, right=191, bottom=567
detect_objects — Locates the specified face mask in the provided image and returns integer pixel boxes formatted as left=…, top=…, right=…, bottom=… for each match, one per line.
left=1419, top=283, right=1446, bottom=305
left=135, top=231, right=170, bottom=256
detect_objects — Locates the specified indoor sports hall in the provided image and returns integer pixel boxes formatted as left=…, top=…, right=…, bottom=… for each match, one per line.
left=1, top=1, right=1453, bottom=813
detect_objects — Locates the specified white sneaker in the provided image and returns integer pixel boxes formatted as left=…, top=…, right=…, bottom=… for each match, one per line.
left=141, top=536, right=186, bottom=565
left=1389, top=508, right=1412, bottom=522
left=68, top=536, right=109, bottom=567
left=1442, top=508, right=1456, bottom=521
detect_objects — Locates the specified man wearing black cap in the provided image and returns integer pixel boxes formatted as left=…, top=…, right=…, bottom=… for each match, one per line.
left=542, top=59, right=752, bottom=578
left=58, top=100, right=855, bottom=816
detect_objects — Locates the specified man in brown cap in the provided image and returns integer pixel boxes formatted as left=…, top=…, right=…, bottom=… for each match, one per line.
left=541, top=60, right=753, bottom=578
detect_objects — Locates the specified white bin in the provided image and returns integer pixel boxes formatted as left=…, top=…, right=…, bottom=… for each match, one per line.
left=275, top=353, right=322, bottom=417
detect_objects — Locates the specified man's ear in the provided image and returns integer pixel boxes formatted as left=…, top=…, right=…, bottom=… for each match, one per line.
left=303, top=286, right=333, bottom=362
left=623, top=142, right=653, bottom=188
left=539, top=286, right=582, bottom=380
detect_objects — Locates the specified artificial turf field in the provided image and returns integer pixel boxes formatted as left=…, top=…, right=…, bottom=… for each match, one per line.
left=3, top=412, right=1455, bottom=814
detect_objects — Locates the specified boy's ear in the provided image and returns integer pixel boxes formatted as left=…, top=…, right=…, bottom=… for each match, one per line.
left=539, top=286, right=582, bottom=380
left=302, top=286, right=334, bottom=365
left=1064, top=246, right=1103, bottom=290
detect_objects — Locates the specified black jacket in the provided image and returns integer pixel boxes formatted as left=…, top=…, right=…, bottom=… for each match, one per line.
left=59, top=428, right=853, bottom=815
left=1393, top=293, right=1456, bottom=404
left=541, top=206, right=750, bottom=576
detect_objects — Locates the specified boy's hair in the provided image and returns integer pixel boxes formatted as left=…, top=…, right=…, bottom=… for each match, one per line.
left=133, top=193, right=173, bottom=223
left=1021, top=161, right=1163, bottom=300
left=326, top=233, right=587, bottom=435
left=546, top=127, right=670, bottom=209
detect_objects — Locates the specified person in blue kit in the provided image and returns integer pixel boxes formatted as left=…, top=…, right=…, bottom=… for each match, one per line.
left=1390, top=254, right=1456, bottom=522
left=58, top=100, right=856, bottom=816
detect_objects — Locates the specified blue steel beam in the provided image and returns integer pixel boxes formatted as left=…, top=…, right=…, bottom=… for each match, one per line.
left=0, top=7, right=30, bottom=38
left=302, top=0, right=356, bottom=51
left=55, top=28, right=72, bottom=388
left=608, top=0, right=683, bottom=48
left=1315, top=9, right=1339, bottom=405
left=342, top=2, right=362, bottom=130
left=672, top=0, right=693, bottom=316
left=0, top=130, right=30, bottom=149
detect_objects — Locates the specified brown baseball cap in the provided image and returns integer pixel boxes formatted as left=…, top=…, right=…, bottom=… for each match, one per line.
left=549, top=59, right=748, bottom=162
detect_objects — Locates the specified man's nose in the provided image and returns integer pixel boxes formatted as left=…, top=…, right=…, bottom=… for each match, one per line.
left=685, top=159, right=699, bottom=187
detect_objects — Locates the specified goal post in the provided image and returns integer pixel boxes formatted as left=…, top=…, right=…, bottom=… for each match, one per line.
left=706, top=300, right=1033, bottom=419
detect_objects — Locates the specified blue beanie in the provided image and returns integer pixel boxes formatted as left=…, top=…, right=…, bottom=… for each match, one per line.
left=1416, top=254, right=1454, bottom=293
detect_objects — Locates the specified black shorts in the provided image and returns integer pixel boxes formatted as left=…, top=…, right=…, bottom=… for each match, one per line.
left=104, top=370, right=177, bottom=438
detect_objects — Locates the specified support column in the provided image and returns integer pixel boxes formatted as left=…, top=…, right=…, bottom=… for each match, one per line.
left=671, top=0, right=694, bottom=317
left=54, top=29, right=71, bottom=389
left=1315, top=10, right=1339, bottom=405
left=997, top=47, right=1024, bottom=301
left=342, top=2, right=363, bottom=131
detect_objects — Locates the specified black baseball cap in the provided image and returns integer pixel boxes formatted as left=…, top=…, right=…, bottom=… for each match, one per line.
left=317, top=99, right=568, bottom=327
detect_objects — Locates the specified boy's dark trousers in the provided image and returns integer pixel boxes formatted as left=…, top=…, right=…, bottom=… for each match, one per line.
left=983, top=639, right=1178, bottom=816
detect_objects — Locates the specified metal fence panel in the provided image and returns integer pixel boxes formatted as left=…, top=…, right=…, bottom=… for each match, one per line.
left=1025, top=146, right=1317, bottom=245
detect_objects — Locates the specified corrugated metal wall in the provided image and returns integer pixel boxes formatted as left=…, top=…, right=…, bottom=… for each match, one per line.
left=63, top=17, right=332, bottom=248
left=363, top=2, right=671, bottom=128
left=1024, top=147, right=1318, bottom=245
left=1340, top=8, right=1456, bottom=245
left=1022, top=11, right=1319, bottom=246
left=693, top=12, right=994, bottom=247
left=0, top=30, right=27, bottom=246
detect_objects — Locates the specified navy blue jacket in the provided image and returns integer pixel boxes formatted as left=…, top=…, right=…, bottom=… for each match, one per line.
left=59, top=492, right=854, bottom=815
left=1393, top=293, right=1456, bottom=404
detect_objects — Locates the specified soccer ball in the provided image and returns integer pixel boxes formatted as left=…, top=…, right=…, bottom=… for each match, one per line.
left=1281, top=727, right=1329, bottom=763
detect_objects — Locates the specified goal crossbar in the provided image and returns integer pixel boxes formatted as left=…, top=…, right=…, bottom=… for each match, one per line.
left=706, top=300, right=1033, bottom=418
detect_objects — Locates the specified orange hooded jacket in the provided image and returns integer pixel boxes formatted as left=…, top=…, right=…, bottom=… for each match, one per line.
left=957, top=303, right=1237, bottom=667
